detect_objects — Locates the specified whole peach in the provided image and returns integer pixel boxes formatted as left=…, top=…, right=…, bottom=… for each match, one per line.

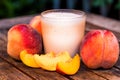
left=80, top=30, right=119, bottom=69
left=7, top=24, right=42, bottom=60
left=29, top=16, right=42, bottom=35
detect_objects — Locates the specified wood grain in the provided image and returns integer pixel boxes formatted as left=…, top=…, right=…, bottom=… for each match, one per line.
left=0, top=29, right=69, bottom=80
left=69, top=64, right=106, bottom=80
left=0, top=15, right=34, bottom=29
left=86, top=23, right=120, bottom=43
left=0, top=58, right=32, bottom=80
left=87, top=14, right=120, bottom=33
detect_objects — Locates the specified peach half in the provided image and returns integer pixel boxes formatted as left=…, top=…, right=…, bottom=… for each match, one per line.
left=34, top=51, right=71, bottom=71
left=20, top=50, right=40, bottom=68
left=80, top=30, right=119, bottom=69
left=56, top=54, right=80, bottom=75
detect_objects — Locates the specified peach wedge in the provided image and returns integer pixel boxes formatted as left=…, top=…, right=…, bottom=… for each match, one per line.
left=56, top=54, right=80, bottom=75
left=20, top=50, right=40, bottom=68
left=34, top=51, right=71, bottom=71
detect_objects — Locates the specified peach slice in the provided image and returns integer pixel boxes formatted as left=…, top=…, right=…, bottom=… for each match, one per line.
left=45, top=51, right=55, bottom=57
left=34, top=51, right=71, bottom=71
left=20, top=50, right=40, bottom=68
left=56, top=54, right=80, bottom=75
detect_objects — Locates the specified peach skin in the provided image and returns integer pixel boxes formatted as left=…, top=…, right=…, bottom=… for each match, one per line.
left=29, top=16, right=42, bottom=35
left=7, top=24, right=42, bottom=60
left=80, top=30, right=119, bottom=69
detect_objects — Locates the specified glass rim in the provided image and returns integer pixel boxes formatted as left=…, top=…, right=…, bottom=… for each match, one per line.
left=40, top=9, right=86, bottom=20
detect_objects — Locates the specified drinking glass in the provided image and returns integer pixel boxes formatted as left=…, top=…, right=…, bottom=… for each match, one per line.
left=41, top=9, right=86, bottom=57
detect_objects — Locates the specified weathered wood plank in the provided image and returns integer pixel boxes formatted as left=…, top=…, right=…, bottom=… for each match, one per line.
left=0, top=50, right=109, bottom=80
left=90, top=67, right=120, bottom=80
left=0, top=15, right=34, bottom=29
left=87, top=14, right=120, bottom=33
left=86, top=23, right=120, bottom=43
left=69, top=64, right=106, bottom=80
left=0, top=51, right=69, bottom=80
left=115, top=57, right=120, bottom=69
left=0, top=58, right=32, bottom=80
left=80, top=59, right=120, bottom=80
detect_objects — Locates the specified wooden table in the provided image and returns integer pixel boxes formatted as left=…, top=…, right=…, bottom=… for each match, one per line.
left=0, top=14, right=120, bottom=80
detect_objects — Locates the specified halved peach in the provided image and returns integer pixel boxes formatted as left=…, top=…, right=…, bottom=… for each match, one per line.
left=34, top=51, right=71, bottom=71
left=56, top=54, right=80, bottom=75
left=20, top=50, right=40, bottom=68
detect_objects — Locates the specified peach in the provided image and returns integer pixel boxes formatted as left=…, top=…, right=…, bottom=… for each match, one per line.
left=7, top=24, right=42, bottom=60
left=56, top=54, right=80, bottom=75
left=20, top=50, right=40, bottom=68
left=34, top=51, right=71, bottom=71
left=29, top=16, right=42, bottom=35
left=80, top=30, right=119, bottom=69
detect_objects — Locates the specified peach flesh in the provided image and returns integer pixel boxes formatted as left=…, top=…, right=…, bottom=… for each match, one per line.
left=56, top=54, right=80, bottom=75
left=20, top=50, right=40, bottom=68
left=80, top=30, right=119, bottom=69
left=7, top=24, right=42, bottom=60
left=34, top=51, right=71, bottom=71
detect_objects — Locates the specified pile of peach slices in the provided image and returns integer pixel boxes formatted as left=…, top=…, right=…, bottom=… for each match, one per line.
left=7, top=15, right=119, bottom=75
left=20, top=50, right=80, bottom=75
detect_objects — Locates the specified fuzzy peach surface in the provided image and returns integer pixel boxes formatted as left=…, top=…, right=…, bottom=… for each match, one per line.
left=7, top=24, right=42, bottom=60
left=80, top=30, right=119, bottom=69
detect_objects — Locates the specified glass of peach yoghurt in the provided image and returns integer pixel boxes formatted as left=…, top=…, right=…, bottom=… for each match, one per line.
left=41, top=9, right=86, bottom=57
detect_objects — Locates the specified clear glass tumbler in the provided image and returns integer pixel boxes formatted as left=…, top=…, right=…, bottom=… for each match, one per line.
left=41, top=9, right=86, bottom=57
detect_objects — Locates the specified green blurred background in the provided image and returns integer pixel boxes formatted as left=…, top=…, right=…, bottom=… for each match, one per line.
left=0, top=0, right=120, bottom=20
